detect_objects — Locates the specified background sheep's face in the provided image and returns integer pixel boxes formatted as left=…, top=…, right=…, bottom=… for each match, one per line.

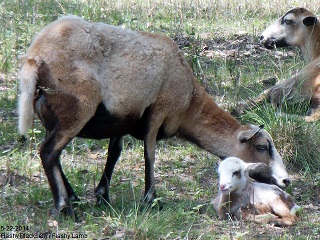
left=260, top=7, right=318, bottom=49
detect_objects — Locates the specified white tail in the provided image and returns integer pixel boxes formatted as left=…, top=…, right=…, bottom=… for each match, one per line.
left=18, top=57, right=38, bottom=136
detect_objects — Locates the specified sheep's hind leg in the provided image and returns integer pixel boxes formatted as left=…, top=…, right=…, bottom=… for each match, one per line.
left=269, top=216, right=297, bottom=227
left=305, top=99, right=320, bottom=122
left=95, top=136, right=123, bottom=205
left=41, top=120, right=99, bottom=216
left=36, top=94, right=81, bottom=205
left=40, top=98, right=101, bottom=216
left=40, top=128, right=77, bottom=216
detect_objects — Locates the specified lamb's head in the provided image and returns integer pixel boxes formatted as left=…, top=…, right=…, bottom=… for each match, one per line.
left=260, top=7, right=318, bottom=50
left=218, top=157, right=272, bottom=195
left=234, top=125, right=290, bottom=189
left=217, top=157, right=249, bottom=195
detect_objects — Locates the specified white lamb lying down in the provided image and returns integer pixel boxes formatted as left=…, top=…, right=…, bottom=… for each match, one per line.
left=213, top=157, right=300, bottom=226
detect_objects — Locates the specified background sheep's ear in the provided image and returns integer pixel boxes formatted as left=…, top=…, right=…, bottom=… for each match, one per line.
left=303, top=16, right=317, bottom=26
left=244, top=162, right=274, bottom=184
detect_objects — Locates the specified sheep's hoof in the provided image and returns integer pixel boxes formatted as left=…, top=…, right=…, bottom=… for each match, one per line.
left=305, top=115, right=318, bottom=122
left=151, top=197, right=165, bottom=210
left=51, top=206, right=76, bottom=219
left=142, top=197, right=164, bottom=211
left=230, top=101, right=253, bottom=117
left=94, top=187, right=111, bottom=206
left=96, top=194, right=111, bottom=207
left=51, top=198, right=81, bottom=221
left=17, top=135, right=27, bottom=143
left=61, top=206, right=75, bottom=216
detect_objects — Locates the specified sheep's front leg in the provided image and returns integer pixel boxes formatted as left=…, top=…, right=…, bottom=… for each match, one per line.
left=237, top=91, right=268, bottom=111
left=305, top=110, right=320, bottom=121
left=306, top=97, right=320, bottom=122
left=236, top=74, right=302, bottom=112
left=95, top=137, right=123, bottom=205
left=234, top=88, right=273, bottom=115
left=242, top=84, right=287, bottom=109
left=143, top=135, right=157, bottom=204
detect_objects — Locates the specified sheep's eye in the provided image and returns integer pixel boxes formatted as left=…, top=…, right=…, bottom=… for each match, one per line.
left=256, top=144, right=268, bottom=151
left=284, top=19, right=294, bottom=25
left=232, top=170, right=241, bottom=178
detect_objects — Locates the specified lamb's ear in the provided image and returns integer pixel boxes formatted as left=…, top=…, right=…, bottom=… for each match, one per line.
left=244, top=162, right=274, bottom=184
left=303, top=16, right=317, bottom=26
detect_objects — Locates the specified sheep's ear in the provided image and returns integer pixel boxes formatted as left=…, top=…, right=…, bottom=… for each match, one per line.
left=238, top=130, right=255, bottom=143
left=303, top=16, right=317, bottom=26
left=244, top=162, right=274, bottom=184
left=239, top=125, right=264, bottom=143
left=244, top=162, right=268, bottom=173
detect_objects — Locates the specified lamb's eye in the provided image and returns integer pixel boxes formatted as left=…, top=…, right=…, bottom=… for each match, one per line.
left=256, top=144, right=268, bottom=151
left=233, top=170, right=241, bottom=177
left=284, top=19, right=294, bottom=25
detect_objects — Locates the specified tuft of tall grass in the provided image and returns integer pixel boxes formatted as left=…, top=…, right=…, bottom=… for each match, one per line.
left=240, top=102, right=320, bottom=173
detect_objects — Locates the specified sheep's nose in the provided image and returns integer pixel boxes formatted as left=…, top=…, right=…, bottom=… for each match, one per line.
left=283, top=178, right=291, bottom=187
left=220, top=184, right=226, bottom=191
left=260, top=35, right=266, bottom=44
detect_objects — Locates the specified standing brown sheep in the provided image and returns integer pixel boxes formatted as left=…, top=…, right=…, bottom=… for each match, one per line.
left=18, top=16, right=289, bottom=215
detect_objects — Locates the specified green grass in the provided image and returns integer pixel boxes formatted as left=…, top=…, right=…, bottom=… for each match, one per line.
left=1, top=0, right=320, bottom=239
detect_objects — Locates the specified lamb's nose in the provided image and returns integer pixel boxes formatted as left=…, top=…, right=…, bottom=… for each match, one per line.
left=283, top=178, right=291, bottom=187
left=220, top=184, right=226, bottom=191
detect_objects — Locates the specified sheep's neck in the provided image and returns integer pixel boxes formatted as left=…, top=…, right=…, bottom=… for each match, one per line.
left=177, top=82, right=241, bottom=157
left=220, top=183, right=252, bottom=219
left=302, top=24, right=320, bottom=63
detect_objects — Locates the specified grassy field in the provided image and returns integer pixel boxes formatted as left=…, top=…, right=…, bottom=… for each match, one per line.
left=1, top=0, right=320, bottom=239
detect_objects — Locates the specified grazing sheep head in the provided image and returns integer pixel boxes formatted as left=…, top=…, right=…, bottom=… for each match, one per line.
left=234, top=125, right=290, bottom=189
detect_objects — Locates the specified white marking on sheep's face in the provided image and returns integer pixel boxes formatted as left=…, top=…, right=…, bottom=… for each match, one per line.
left=218, top=157, right=248, bottom=195
left=260, top=8, right=318, bottom=49
left=268, top=146, right=290, bottom=188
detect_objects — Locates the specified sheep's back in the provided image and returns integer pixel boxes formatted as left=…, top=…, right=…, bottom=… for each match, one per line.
left=24, top=16, right=195, bottom=121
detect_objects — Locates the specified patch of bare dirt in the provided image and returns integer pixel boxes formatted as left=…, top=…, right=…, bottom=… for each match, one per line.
left=173, top=33, right=298, bottom=62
